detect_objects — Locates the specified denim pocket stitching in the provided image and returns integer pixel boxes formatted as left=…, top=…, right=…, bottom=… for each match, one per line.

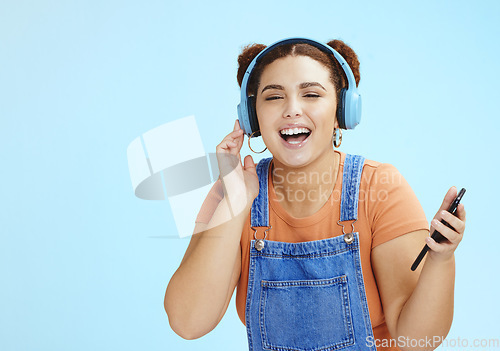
left=259, top=275, right=355, bottom=351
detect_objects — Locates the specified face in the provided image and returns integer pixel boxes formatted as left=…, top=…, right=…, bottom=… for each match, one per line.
left=255, top=55, right=338, bottom=168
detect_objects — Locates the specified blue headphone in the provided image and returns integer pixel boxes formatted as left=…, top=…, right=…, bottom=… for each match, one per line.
left=237, top=37, right=361, bottom=137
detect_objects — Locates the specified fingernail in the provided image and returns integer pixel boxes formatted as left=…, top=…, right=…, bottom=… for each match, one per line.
left=432, top=219, right=438, bottom=226
left=441, top=210, right=447, bottom=216
left=425, top=237, right=431, bottom=244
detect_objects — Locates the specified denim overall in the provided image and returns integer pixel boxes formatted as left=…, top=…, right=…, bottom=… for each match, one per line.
left=245, top=154, right=376, bottom=351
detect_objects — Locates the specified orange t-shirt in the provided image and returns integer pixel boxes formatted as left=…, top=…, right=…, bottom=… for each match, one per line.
left=196, top=150, right=429, bottom=348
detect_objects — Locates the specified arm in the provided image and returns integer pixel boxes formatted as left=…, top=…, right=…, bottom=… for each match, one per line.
left=372, top=187, right=466, bottom=351
left=165, top=195, right=249, bottom=340
left=164, top=120, right=259, bottom=339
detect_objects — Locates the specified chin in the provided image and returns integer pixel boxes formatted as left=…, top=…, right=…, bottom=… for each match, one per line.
left=270, top=150, right=314, bottom=169
left=271, top=143, right=335, bottom=170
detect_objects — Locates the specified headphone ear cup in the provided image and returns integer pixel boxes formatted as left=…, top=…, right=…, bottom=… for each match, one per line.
left=247, top=96, right=261, bottom=137
left=342, top=90, right=362, bottom=130
left=337, top=88, right=347, bottom=130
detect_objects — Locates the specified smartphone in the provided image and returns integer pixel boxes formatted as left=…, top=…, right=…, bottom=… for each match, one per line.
left=410, top=188, right=466, bottom=271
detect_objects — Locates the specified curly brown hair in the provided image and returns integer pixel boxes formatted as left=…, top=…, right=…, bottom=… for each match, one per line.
left=237, top=39, right=360, bottom=106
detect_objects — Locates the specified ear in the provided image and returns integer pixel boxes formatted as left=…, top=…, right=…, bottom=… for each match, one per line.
left=333, top=117, right=339, bottom=129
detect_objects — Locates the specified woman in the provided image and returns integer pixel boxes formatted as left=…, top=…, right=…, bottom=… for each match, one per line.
left=164, top=38, right=466, bottom=351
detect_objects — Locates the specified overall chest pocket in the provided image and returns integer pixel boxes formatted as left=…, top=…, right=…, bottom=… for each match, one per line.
left=259, top=275, right=354, bottom=351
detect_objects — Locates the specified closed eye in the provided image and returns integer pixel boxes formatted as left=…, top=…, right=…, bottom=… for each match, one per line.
left=265, top=94, right=319, bottom=100
left=265, top=96, right=283, bottom=101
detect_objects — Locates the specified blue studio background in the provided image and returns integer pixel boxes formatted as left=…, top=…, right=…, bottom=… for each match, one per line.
left=1, top=0, right=499, bottom=350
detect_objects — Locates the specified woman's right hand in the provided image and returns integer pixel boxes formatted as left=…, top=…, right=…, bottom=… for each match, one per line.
left=216, top=119, right=260, bottom=211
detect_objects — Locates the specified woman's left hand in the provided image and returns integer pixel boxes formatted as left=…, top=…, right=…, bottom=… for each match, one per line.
left=425, top=186, right=467, bottom=262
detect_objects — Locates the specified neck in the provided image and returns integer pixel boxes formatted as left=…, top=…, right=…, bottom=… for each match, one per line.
left=271, top=148, right=340, bottom=218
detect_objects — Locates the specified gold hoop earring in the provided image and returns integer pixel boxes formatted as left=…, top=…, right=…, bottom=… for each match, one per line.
left=248, top=130, right=267, bottom=154
left=333, top=128, right=342, bottom=148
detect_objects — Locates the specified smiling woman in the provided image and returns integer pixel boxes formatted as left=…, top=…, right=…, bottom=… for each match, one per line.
left=164, top=38, right=467, bottom=351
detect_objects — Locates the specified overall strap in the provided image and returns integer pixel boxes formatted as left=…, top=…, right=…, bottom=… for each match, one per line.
left=340, top=154, right=365, bottom=222
left=250, top=157, right=273, bottom=227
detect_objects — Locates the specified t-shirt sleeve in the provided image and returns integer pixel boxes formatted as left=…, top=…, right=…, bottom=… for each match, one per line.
left=195, top=179, right=224, bottom=224
left=365, top=163, right=429, bottom=248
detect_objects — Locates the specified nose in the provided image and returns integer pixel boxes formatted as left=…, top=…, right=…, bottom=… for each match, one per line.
left=283, top=97, right=302, bottom=118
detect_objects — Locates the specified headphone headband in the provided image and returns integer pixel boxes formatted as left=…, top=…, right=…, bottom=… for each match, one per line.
left=237, top=37, right=361, bottom=136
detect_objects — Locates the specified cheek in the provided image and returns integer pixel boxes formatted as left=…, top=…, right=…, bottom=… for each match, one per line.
left=255, top=101, right=266, bottom=125
left=310, top=108, right=336, bottom=130
left=259, top=123, right=276, bottom=146
left=256, top=104, right=277, bottom=132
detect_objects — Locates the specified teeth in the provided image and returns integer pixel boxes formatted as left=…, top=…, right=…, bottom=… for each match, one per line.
left=280, top=127, right=311, bottom=135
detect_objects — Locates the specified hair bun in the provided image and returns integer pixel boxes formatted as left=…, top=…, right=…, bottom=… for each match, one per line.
left=327, top=39, right=360, bottom=87
left=237, top=43, right=266, bottom=87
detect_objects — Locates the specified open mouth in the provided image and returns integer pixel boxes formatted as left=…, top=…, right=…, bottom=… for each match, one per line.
left=279, top=127, right=311, bottom=145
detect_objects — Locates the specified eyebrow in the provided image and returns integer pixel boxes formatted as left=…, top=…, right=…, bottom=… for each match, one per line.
left=261, top=82, right=327, bottom=94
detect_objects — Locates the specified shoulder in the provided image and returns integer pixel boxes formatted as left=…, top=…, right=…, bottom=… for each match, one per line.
left=362, top=157, right=383, bottom=169
left=340, top=151, right=396, bottom=173
left=356, top=156, right=404, bottom=189
left=358, top=156, right=413, bottom=204
left=338, top=151, right=405, bottom=189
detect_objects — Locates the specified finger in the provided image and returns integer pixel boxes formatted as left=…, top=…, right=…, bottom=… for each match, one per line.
left=221, top=129, right=243, bottom=145
left=235, top=120, right=247, bottom=147
left=243, top=155, right=256, bottom=174
left=440, top=210, right=465, bottom=234
left=456, top=203, right=466, bottom=222
left=232, top=127, right=244, bottom=143
left=230, top=132, right=244, bottom=152
left=217, top=138, right=238, bottom=152
left=216, top=141, right=231, bottom=153
left=435, top=186, right=458, bottom=217
left=239, top=131, right=246, bottom=147
left=431, top=219, right=461, bottom=244
left=425, top=236, right=448, bottom=254
left=229, top=129, right=244, bottom=139
left=235, top=119, right=242, bottom=131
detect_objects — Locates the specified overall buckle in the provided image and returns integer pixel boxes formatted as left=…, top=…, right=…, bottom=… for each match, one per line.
left=251, top=226, right=272, bottom=251
left=337, top=219, right=357, bottom=244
